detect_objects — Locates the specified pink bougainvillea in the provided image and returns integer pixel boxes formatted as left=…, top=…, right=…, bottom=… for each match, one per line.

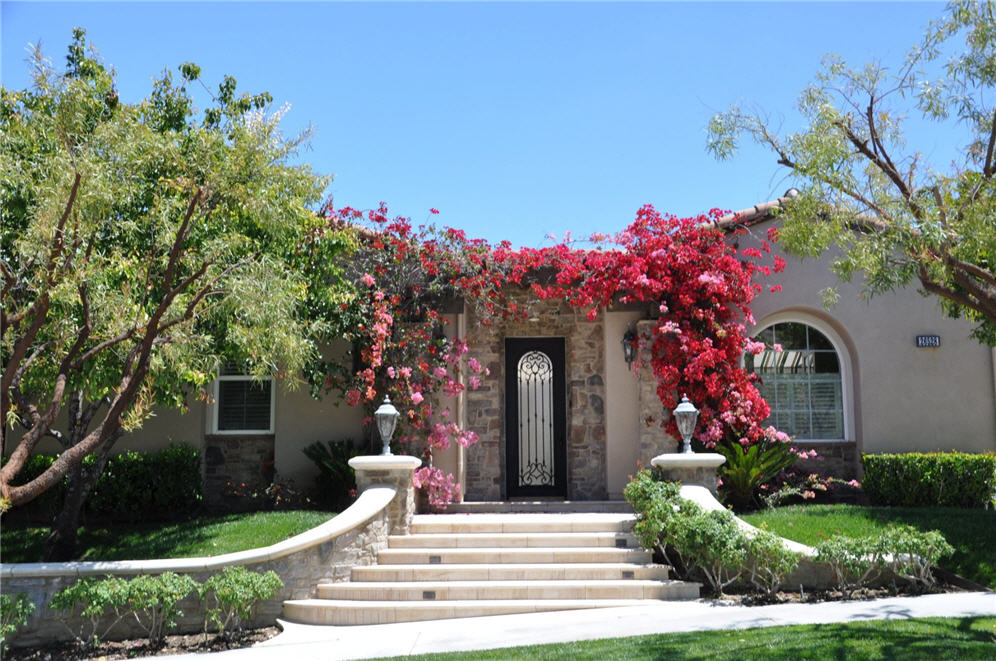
left=319, top=201, right=788, bottom=505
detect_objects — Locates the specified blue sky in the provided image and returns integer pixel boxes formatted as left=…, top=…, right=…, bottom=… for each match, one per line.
left=2, top=1, right=952, bottom=247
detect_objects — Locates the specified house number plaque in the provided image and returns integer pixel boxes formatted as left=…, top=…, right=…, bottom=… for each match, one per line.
left=915, top=335, right=941, bottom=348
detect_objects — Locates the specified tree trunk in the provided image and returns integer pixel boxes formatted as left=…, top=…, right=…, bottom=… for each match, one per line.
left=42, top=425, right=119, bottom=562
left=43, top=461, right=88, bottom=561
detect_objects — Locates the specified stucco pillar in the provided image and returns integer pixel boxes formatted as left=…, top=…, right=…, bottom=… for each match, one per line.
left=349, top=455, right=422, bottom=535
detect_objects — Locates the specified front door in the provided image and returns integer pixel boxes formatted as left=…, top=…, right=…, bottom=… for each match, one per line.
left=504, top=338, right=567, bottom=498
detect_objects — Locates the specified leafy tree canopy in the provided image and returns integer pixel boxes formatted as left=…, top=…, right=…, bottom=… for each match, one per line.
left=707, top=0, right=996, bottom=345
left=0, top=29, right=352, bottom=512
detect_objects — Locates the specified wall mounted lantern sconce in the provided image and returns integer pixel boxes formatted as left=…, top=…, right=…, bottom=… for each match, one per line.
left=622, top=328, right=637, bottom=370
left=375, top=395, right=400, bottom=456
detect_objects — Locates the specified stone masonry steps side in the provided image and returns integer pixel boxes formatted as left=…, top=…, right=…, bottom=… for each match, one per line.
left=282, top=598, right=655, bottom=626
left=350, top=562, right=673, bottom=582
left=315, top=579, right=700, bottom=601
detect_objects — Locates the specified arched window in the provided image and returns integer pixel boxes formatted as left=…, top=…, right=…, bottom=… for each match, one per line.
left=745, top=321, right=844, bottom=440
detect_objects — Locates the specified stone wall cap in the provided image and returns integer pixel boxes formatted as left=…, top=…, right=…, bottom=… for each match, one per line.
left=349, top=455, right=422, bottom=471
left=651, top=452, right=726, bottom=469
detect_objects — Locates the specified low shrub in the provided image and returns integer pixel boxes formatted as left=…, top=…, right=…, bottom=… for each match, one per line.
left=623, top=469, right=683, bottom=553
left=861, top=452, right=996, bottom=508
left=49, top=576, right=130, bottom=649
left=745, top=525, right=803, bottom=598
left=814, top=535, right=887, bottom=597
left=670, top=505, right=747, bottom=596
left=2, top=444, right=203, bottom=523
left=0, top=593, right=34, bottom=652
left=126, top=572, right=199, bottom=647
left=879, top=525, right=954, bottom=591
left=199, top=566, right=284, bottom=636
left=87, top=444, right=203, bottom=521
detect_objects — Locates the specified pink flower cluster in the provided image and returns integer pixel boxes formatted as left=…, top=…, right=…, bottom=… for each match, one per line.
left=413, top=465, right=459, bottom=510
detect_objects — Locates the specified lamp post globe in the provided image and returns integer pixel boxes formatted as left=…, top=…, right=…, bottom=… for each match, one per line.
left=375, top=395, right=400, bottom=456
left=672, top=394, right=699, bottom=454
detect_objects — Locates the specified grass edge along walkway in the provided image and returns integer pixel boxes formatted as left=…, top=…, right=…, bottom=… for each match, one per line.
left=376, top=616, right=996, bottom=661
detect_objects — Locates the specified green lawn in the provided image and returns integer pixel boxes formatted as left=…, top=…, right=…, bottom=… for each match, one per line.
left=0, top=510, right=335, bottom=563
left=741, top=504, right=996, bottom=588
left=379, top=617, right=996, bottom=660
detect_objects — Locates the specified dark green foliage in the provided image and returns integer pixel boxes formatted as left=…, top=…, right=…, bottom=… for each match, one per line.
left=2, top=445, right=202, bottom=524
left=861, top=452, right=996, bottom=508
left=302, top=439, right=360, bottom=510
left=87, top=444, right=202, bottom=521
left=715, top=437, right=798, bottom=511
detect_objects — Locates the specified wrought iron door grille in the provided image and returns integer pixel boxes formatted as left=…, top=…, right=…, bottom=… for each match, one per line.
left=517, top=350, right=555, bottom=487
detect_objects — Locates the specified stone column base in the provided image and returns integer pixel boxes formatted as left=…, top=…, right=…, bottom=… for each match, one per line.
left=650, top=452, right=726, bottom=496
left=349, top=455, right=422, bottom=535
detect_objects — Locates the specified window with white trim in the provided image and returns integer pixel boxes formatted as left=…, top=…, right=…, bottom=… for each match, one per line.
left=214, top=368, right=274, bottom=434
left=745, top=321, right=844, bottom=440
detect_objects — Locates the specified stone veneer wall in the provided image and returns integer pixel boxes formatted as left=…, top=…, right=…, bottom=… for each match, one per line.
left=203, top=434, right=275, bottom=509
left=792, top=441, right=859, bottom=480
left=463, top=297, right=608, bottom=501
left=636, top=320, right=680, bottom=464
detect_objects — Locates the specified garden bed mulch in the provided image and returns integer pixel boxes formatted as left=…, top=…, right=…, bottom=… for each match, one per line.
left=4, top=627, right=280, bottom=661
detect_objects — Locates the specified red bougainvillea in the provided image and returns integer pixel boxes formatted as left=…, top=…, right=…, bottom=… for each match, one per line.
left=319, top=201, right=789, bottom=506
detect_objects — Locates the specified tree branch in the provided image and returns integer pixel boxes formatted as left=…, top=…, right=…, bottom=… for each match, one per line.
left=984, top=108, right=996, bottom=178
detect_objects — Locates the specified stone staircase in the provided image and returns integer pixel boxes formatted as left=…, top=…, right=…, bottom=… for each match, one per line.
left=283, top=511, right=700, bottom=625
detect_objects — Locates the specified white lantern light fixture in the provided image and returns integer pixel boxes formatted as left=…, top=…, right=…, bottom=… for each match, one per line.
left=375, top=395, right=400, bottom=456
left=672, top=394, right=699, bottom=454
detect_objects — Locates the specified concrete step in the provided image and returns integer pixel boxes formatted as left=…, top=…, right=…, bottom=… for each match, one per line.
left=387, top=532, right=639, bottom=549
left=316, top=579, right=699, bottom=601
left=445, top=501, right=634, bottom=514
left=375, top=547, right=653, bottom=565
left=350, top=562, right=673, bottom=582
left=411, top=513, right=635, bottom=534
left=283, top=598, right=656, bottom=626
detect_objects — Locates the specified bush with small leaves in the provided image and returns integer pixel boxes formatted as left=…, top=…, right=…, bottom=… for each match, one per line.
left=745, top=525, right=803, bottom=598
left=1, top=593, right=35, bottom=652
left=879, top=525, right=954, bottom=591
left=48, top=576, right=129, bottom=649
left=815, top=535, right=887, bottom=597
left=199, top=566, right=283, bottom=636
left=670, top=504, right=748, bottom=596
left=624, top=469, right=683, bottom=553
left=126, top=572, right=198, bottom=647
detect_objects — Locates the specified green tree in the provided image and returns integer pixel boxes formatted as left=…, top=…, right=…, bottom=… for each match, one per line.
left=707, top=0, right=996, bottom=345
left=0, top=30, right=351, bottom=559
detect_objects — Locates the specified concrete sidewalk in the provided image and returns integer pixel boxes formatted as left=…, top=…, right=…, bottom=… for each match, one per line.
left=171, top=591, right=996, bottom=660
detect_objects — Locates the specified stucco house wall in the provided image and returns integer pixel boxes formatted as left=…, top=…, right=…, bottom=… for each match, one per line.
left=740, top=220, right=996, bottom=463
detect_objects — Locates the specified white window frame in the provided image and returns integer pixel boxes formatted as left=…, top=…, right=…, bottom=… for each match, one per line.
left=748, top=311, right=855, bottom=444
left=211, top=374, right=276, bottom=435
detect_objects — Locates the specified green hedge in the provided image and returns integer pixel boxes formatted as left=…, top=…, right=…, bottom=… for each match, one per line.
left=3, top=444, right=203, bottom=522
left=861, top=452, right=996, bottom=508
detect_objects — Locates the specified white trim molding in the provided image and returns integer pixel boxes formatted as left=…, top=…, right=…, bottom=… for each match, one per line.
left=209, top=374, right=276, bottom=435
